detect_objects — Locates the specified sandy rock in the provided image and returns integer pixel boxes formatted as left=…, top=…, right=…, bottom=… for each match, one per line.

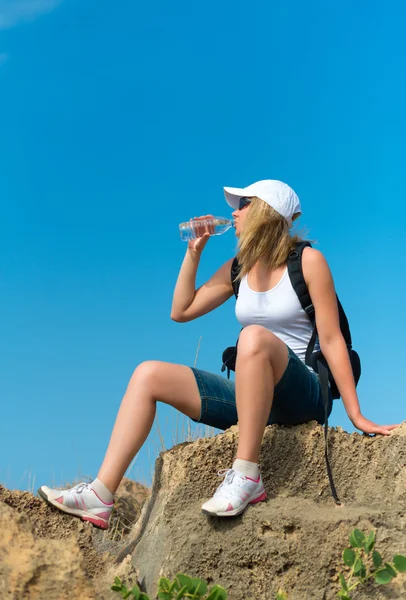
left=0, top=501, right=95, bottom=600
left=0, top=478, right=149, bottom=599
left=124, top=421, right=406, bottom=600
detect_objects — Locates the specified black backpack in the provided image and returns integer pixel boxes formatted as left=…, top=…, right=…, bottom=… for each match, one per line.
left=221, top=241, right=361, bottom=504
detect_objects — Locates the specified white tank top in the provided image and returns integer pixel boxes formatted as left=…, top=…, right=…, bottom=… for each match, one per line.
left=235, top=267, right=316, bottom=365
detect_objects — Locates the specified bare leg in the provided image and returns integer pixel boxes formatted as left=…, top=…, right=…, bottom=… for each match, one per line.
left=235, top=325, right=289, bottom=464
left=96, top=361, right=201, bottom=494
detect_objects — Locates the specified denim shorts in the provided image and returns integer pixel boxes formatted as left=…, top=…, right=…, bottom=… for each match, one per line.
left=190, top=346, right=333, bottom=431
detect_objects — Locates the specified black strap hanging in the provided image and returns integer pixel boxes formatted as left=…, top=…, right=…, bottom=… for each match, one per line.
left=231, top=257, right=241, bottom=298
left=317, top=355, right=341, bottom=505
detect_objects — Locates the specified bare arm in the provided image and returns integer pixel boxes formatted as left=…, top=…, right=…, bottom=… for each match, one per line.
left=171, top=246, right=234, bottom=323
left=303, top=247, right=399, bottom=435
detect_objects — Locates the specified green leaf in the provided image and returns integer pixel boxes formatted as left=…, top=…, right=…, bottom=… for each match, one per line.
left=353, top=558, right=364, bottom=575
left=111, top=585, right=122, bottom=592
left=157, top=594, right=171, bottom=600
left=373, top=550, right=383, bottom=568
left=338, top=573, right=348, bottom=591
left=130, top=585, right=140, bottom=599
left=393, top=555, right=406, bottom=573
left=363, top=530, right=376, bottom=554
left=114, top=577, right=122, bottom=586
left=343, top=548, right=356, bottom=567
left=337, top=593, right=352, bottom=600
left=374, top=569, right=394, bottom=585
left=349, top=529, right=365, bottom=548
left=190, top=578, right=208, bottom=597
left=275, top=591, right=288, bottom=600
left=206, top=585, right=228, bottom=600
left=139, top=594, right=150, bottom=600
left=384, top=563, right=397, bottom=578
left=176, top=574, right=192, bottom=590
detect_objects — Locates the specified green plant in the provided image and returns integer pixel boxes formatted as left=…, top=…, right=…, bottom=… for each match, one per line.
left=111, top=576, right=149, bottom=599
left=111, top=529, right=406, bottom=600
left=338, top=528, right=406, bottom=599
left=157, top=574, right=227, bottom=599
left=111, top=573, right=227, bottom=599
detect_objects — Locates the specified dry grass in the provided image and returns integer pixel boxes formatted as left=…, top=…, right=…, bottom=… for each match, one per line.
left=108, top=489, right=146, bottom=543
left=18, top=470, right=37, bottom=495
left=156, top=335, right=217, bottom=454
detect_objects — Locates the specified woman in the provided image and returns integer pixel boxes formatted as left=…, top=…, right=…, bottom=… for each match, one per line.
left=39, top=179, right=399, bottom=527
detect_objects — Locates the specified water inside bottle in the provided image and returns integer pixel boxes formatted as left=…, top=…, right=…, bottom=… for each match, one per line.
left=179, top=217, right=233, bottom=241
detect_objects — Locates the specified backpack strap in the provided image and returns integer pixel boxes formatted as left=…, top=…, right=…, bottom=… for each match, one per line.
left=287, top=241, right=316, bottom=326
left=231, top=256, right=241, bottom=298
left=287, top=242, right=319, bottom=364
left=220, top=257, right=243, bottom=379
left=288, top=242, right=353, bottom=356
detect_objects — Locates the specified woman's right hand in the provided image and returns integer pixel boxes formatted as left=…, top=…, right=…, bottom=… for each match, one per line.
left=187, top=215, right=215, bottom=254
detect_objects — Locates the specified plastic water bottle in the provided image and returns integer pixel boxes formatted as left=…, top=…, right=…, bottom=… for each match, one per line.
left=179, top=217, right=233, bottom=242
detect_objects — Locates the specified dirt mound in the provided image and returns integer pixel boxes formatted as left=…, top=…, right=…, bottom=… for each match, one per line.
left=0, top=501, right=95, bottom=600
left=1, top=423, right=405, bottom=599
left=123, top=421, right=406, bottom=599
left=0, top=484, right=107, bottom=580
left=0, top=477, right=149, bottom=599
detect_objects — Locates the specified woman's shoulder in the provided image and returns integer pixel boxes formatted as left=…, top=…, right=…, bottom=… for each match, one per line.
left=301, top=246, right=331, bottom=284
left=302, top=245, right=327, bottom=265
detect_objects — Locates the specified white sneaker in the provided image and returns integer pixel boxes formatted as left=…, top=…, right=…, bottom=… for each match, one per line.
left=201, top=468, right=267, bottom=517
left=38, top=482, right=113, bottom=529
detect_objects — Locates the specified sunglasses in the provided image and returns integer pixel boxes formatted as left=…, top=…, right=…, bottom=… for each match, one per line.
left=238, top=197, right=252, bottom=210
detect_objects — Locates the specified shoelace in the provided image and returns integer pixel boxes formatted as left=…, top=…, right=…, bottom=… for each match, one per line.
left=68, top=482, right=91, bottom=494
left=213, top=469, right=247, bottom=500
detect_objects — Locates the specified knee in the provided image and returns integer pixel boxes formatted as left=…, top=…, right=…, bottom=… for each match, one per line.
left=129, top=360, right=162, bottom=389
left=238, top=325, right=279, bottom=359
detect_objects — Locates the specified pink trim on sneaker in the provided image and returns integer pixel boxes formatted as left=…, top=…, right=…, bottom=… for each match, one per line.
left=95, top=511, right=111, bottom=520
left=82, top=516, right=109, bottom=529
left=249, top=491, right=267, bottom=504
left=246, top=475, right=261, bottom=483
left=55, top=496, right=64, bottom=505
left=90, top=488, right=114, bottom=506
left=226, top=502, right=234, bottom=512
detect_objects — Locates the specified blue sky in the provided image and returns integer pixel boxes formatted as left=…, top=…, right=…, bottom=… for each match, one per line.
left=1, top=0, right=405, bottom=492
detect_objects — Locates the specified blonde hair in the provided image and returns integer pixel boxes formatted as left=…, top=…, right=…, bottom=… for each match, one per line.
left=235, top=196, right=306, bottom=282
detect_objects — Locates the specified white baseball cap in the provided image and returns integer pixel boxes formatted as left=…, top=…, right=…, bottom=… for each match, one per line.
left=223, top=179, right=301, bottom=228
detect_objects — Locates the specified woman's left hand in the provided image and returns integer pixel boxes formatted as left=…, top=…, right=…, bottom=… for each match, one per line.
left=351, top=414, right=400, bottom=436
